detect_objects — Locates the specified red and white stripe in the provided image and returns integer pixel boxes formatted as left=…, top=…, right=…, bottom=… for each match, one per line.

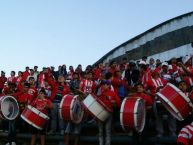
left=177, top=122, right=193, bottom=145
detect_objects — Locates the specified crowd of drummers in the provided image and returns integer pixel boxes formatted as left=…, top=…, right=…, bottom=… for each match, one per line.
left=1, top=45, right=193, bottom=145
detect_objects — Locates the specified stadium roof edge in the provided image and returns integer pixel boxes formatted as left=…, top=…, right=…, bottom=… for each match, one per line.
left=94, top=11, right=193, bottom=65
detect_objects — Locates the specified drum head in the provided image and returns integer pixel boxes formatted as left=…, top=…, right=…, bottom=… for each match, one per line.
left=1, top=96, right=19, bottom=120
left=71, top=99, right=84, bottom=124
left=135, top=99, right=146, bottom=133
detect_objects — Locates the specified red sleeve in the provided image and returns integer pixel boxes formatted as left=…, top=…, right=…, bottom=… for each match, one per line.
left=45, top=74, right=57, bottom=101
left=177, top=136, right=189, bottom=145
left=62, top=85, right=70, bottom=96
left=47, top=99, right=53, bottom=109
left=12, top=91, right=23, bottom=100
left=114, top=93, right=121, bottom=108
left=79, top=80, right=84, bottom=92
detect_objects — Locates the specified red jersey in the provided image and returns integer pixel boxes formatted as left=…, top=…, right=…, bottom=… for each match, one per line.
left=0, top=76, right=7, bottom=90
left=45, top=74, right=70, bottom=101
left=31, top=98, right=53, bottom=115
left=28, top=86, right=38, bottom=98
left=134, top=93, right=153, bottom=108
left=7, top=76, right=17, bottom=84
left=177, top=122, right=193, bottom=145
left=98, top=88, right=121, bottom=111
left=22, top=70, right=30, bottom=81
left=79, top=79, right=96, bottom=94
left=13, top=91, right=33, bottom=104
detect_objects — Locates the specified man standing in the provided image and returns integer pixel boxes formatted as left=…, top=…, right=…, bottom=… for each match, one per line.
left=0, top=71, right=7, bottom=93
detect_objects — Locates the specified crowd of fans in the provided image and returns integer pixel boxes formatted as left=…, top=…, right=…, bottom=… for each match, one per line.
left=0, top=43, right=193, bottom=145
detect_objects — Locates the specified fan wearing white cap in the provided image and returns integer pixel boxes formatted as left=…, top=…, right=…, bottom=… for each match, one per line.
left=138, top=60, right=152, bottom=90
left=160, top=62, right=172, bottom=82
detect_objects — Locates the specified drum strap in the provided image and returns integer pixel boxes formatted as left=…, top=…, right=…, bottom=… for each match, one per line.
left=189, top=78, right=193, bottom=86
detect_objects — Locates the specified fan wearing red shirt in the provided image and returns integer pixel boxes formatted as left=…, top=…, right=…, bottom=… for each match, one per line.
left=30, top=88, right=53, bottom=145
left=7, top=71, right=17, bottom=84
left=0, top=71, right=7, bottom=93
left=45, top=72, right=70, bottom=134
left=28, top=77, right=38, bottom=99
left=97, top=79, right=121, bottom=145
left=22, top=66, right=30, bottom=81
left=133, top=83, right=153, bottom=110
left=79, top=71, right=96, bottom=95
left=12, top=82, right=33, bottom=112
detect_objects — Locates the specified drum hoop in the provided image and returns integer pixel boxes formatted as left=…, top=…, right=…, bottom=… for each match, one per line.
left=89, top=93, right=112, bottom=113
left=1, top=96, right=19, bottom=120
left=167, top=83, right=193, bottom=108
left=134, top=99, right=146, bottom=133
left=157, top=92, right=183, bottom=121
left=27, top=105, right=49, bottom=120
left=70, top=95, right=84, bottom=124
left=120, top=97, right=127, bottom=131
left=21, top=114, right=42, bottom=130
left=59, top=94, right=68, bottom=120
left=82, top=101, right=111, bottom=122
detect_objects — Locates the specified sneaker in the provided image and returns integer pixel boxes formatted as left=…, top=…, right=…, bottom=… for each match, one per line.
left=47, top=130, right=56, bottom=135
left=60, top=130, right=64, bottom=135
left=5, top=142, right=10, bottom=145
left=11, top=142, right=16, bottom=145
left=169, top=132, right=176, bottom=137
left=156, top=133, right=163, bottom=138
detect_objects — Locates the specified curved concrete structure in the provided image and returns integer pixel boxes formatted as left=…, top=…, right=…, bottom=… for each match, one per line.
left=95, top=11, right=193, bottom=64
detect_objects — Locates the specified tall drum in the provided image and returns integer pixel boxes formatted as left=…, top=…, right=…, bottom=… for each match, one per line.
left=0, top=96, right=19, bottom=120
left=120, top=97, right=146, bottom=133
left=59, top=94, right=84, bottom=124
left=156, top=83, right=193, bottom=121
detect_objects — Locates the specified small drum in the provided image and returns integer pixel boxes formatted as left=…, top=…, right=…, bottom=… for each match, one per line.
left=156, top=83, right=193, bottom=121
left=21, top=105, right=49, bottom=130
left=59, top=94, right=84, bottom=124
left=120, top=97, right=146, bottom=133
left=0, top=96, right=19, bottom=120
left=82, top=94, right=112, bottom=122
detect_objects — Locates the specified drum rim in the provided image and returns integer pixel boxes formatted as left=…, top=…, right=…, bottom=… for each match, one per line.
left=59, top=94, right=68, bottom=120
left=157, top=92, right=183, bottom=121
left=59, top=94, right=84, bottom=124
left=167, top=83, right=193, bottom=108
left=120, top=97, right=127, bottom=131
left=87, top=94, right=112, bottom=112
left=83, top=94, right=111, bottom=122
left=0, top=96, right=19, bottom=120
left=120, top=97, right=146, bottom=133
left=27, top=105, right=49, bottom=120
left=134, top=98, right=146, bottom=133
left=21, top=114, right=43, bottom=130
left=70, top=95, right=84, bottom=124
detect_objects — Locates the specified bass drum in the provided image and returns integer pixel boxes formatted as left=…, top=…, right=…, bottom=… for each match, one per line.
left=120, top=97, right=146, bottom=133
left=156, top=83, right=193, bottom=121
left=59, top=94, right=84, bottom=124
left=0, top=96, right=19, bottom=120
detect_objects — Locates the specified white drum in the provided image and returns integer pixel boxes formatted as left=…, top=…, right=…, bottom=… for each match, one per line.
left=82, top=94, right=112, bottom=122
left=0, top=96, right=19, bottom=120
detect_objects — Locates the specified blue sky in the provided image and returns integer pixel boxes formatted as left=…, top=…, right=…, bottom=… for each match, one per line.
left=0, top=0, right=193, bottom=74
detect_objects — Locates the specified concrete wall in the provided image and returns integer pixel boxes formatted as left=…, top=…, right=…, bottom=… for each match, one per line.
left=95, top=12, right=193, bottom=64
